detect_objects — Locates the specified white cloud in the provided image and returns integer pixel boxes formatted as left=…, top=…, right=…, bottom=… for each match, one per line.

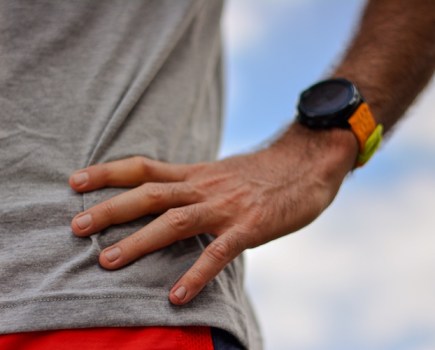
left=245, top=171, right=435, bottom=349
left=222, top=0, right=317, bottom=56
left=221, top=3, right=435, bottom=347
left=222, top=1, right=266, bottom=55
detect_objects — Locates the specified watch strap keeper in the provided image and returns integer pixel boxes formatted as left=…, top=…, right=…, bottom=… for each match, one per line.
left=348, top=102, right=383, bottom=167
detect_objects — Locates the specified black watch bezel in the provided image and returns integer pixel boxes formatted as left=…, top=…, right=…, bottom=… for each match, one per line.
left=296, top=78, right=364, bottom=129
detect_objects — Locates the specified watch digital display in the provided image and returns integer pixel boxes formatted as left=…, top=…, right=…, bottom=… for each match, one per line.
left=297, top=78, right=363, bottom=128
left=300, top=80, right=353, bottom=116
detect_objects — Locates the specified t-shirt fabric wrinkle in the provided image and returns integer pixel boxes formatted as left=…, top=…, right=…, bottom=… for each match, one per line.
left=0, top=1, right=262, bottom=349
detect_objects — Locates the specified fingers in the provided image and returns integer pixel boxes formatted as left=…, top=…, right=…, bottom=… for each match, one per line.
left=98, top=203, right=218, bottom=269
left=69, top=156, right=195, bottom=192
left=69, top=156, right=249, bottom=306
left=169, top=231, right=244, bottom=305
left=96, top=202, right=244, bottom=306
left=71, top=182, right=201, bottom=236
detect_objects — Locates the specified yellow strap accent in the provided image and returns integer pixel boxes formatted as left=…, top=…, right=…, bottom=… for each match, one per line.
left=348, top=102, right=383, bottom=167
left=356, top=124, right=383, bottom=167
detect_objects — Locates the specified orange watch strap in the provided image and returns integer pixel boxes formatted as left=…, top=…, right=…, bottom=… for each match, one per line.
left=348, top=102, right=383, bottom=167
left=348, top=102, right=377, bottom=152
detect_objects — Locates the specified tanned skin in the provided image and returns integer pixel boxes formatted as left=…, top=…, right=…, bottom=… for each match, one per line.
left=69, top=0, right=435, bottom=305
left=333, top=0, right=435, bottom=132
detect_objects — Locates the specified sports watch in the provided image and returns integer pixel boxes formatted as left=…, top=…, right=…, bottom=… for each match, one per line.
left=296, top=78, right=383, bottom=167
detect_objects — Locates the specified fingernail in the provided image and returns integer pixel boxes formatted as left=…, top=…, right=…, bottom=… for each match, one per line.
left=72, top=172, right=89, bottom=186
left=173, top=286, right=187, bottom=301
left=104, top=247, right=121, bottom=262
left=75, top=214, right=92, bottom=229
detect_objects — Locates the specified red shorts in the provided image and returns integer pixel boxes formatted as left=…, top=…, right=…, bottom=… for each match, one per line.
left=0, top=327, right=214, bottom=350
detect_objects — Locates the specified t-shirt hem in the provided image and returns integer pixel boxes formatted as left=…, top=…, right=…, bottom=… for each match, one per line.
left=0, top=291, right=262, bottom=350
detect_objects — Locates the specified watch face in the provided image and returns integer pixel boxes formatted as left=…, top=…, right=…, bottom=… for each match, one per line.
left=299, top=79, right=358, bottom=118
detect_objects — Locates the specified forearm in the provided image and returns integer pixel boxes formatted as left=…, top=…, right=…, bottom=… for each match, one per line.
left=333, top=0, right=435, bottom=133
left=273, top=0, right=435, bottom=176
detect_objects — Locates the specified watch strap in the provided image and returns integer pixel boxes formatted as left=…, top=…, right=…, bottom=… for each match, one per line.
left=348, top=102, right=383, bottom=167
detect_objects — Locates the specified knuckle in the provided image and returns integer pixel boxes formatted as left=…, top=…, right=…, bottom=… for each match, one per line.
left=132, top=156, right=148, bottom=174
left=142, top=183, right=165, bottom=202
left=101, top=200, right=117, bottom=222
left=184, top=182, right=203, bottom=202
left=138, top=156, right=155, bottom=177
left=130, top=231, right=147, bottom=247
left=185, top=162, right=207, bottom=178
left=165, top=208, right=191, bottom=231
left=98, top=164, right=111, bottom=184
left=246, top=204, right=266, bottom=227
left=132, top=155, right=146, bottom=165
left=205, top=239, right=233, bottom=264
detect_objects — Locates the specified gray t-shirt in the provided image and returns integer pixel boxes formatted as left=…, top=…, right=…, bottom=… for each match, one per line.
left=0, top=1, right=262, bottom=348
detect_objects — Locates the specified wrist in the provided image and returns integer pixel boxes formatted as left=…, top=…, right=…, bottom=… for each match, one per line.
left=270, top=122, right=359, bottom=180
left=295, top=78, right=383, bottom=167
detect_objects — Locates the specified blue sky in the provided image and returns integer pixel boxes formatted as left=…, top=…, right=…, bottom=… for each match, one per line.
left=221, top=1, right=435, bottom=349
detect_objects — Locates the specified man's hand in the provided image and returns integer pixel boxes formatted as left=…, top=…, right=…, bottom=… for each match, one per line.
left=69, top=124, right=357, bottom=305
